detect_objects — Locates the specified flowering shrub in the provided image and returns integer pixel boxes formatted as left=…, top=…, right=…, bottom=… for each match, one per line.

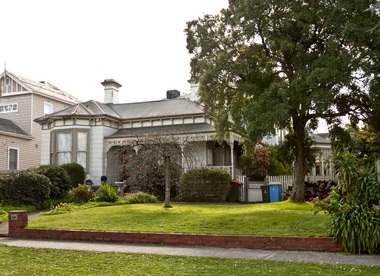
left=240, top=143, right=270, bottom=180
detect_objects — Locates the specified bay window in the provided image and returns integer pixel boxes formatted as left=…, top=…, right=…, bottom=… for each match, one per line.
left=52, top=129, right=89, bottom=171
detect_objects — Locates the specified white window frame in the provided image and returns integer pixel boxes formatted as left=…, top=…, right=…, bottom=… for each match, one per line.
left=0, top=103, right=18, bottom=113
left=8, top=147, right=19, bottom=170
left=44, top=101, right=53, bottom=115
left=51, top=129, right=90, bottom=172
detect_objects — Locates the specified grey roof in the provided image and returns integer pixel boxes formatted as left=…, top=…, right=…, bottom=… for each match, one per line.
left=313, top=133, right=331, bottom=144
left=36, top=98, right=206, bottom=123
left=109, top=98, right=204, bottom=119
left=0, top=118, right=31, bottom=137
left=106, top=123, right=215, bottom=138
left=5, top=71, right=80, bottom=104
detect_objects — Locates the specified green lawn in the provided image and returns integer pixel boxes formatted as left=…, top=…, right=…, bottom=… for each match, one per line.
left=0, top=245, right=379, bottom=275
left=28, top=201, right=329, bottom=237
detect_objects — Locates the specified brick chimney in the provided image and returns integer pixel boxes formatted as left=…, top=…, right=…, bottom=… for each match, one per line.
left=101, top=79, right=122, bottom=104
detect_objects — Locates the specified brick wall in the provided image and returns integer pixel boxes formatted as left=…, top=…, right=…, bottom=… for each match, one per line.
left=8, top=210, right=342, bottom=252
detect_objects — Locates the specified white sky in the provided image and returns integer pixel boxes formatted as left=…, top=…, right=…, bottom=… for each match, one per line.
left=1, top=0, right=228, bottom=103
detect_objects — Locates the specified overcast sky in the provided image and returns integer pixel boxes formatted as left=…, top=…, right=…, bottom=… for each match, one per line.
left=1, top=0, right=228, bottom=103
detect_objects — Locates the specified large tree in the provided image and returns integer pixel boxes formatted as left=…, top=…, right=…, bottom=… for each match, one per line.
left=185, top=0, right=380, bottom=201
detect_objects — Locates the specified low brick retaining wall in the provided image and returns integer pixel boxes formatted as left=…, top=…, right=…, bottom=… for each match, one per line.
left=8, top=210, right=342, bottom=253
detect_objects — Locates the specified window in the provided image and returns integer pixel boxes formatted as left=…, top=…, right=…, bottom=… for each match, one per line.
left=44, top=102, right=53, bottom=115
left=52, top=129, right=89, bottom=171
left=8, top=148, right=19, bottom=170
left=0, top=103, right=18, bottom=113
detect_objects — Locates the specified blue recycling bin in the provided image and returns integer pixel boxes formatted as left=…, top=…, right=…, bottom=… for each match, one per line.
left=268, top=183, right=282, bottom=202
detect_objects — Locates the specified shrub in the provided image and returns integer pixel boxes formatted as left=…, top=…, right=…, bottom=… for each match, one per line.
left=69, top=184, right=95, bottom=203
left=61, top=163, right=86, bottom=188
left=96, top=184, right=118, bottom=202
left=35, top=165, right=71, bottom=199
left=313, top=149, right=380, bottom=254
left=180, top=168, right=231, bottom=202
left=124, top=192, right=158, bottom=204
left=0, top=171, right=51, bottom=208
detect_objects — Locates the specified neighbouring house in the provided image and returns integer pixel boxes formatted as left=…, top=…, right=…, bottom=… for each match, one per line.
left=309, top=133, right=334, bottom=181
left=35, top=79, right=244, bottom=185
left=0, top=70, right=80, bottom=173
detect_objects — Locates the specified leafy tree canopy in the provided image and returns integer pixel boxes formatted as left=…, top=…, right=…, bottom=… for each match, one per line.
left=186, top=0, right=380, bottom=201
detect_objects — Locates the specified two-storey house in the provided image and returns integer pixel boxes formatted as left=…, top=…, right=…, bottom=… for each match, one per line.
left=0, top=70, right=80, bottom=173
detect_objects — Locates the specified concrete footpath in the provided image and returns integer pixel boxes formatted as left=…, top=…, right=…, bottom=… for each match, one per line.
left=0, top=213, right=379, bottom=266
left=1, top=237, right=380, bottom=266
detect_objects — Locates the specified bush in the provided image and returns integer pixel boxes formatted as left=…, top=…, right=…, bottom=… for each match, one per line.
left=124, top=192, right=158, bottom=204
left=35, top=165, right=71, bottom=199
left=313, top=149, right=380, bottom=254
left=61, top=163, right=86, bottom=188
left=180, top=168, right=231, bottom=202
left=96, top=184, right=118, bottom=202
left=69, top=184, right=95, bottom=203
left=0, top=171, right=51, bottom=208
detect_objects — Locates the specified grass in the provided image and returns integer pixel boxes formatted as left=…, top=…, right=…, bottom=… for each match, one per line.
left=0, top=245, right=379, bottom=275
left=28, top=200, right=329, bottom=236
left=0, top=205, right=36, bottom=223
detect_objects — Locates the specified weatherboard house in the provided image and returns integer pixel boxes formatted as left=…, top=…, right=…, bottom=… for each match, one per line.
left=0, top=70, right=80, bottom=173
left=35, top=79, right=244, bottom=185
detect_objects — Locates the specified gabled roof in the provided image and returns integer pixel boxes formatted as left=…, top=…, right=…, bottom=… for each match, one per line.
left=36, top=98, right=206, bottom=123
left=0, top=118, right=31, bottom=138
left=1, top=71, right=80, bottom=104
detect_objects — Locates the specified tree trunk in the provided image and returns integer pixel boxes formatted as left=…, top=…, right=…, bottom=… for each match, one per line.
left=291, top=120, right=306, bottom=202
left=164, top=156, right=171, bottom=207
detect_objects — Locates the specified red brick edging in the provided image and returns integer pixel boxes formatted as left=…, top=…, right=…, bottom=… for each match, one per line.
left=8, top=210, right=342, bottom=252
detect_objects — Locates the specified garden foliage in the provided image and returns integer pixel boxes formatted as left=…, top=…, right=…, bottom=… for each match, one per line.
left=180, top=168, right=231, bottom=202
left=240, top=143, right=270, bottom=180
left=313, top=149, right=380, bottom=254
left=61, top=163, right=86, bottom=188
left=35, top=165, right=71, bottom=199
left=0, top=171, right=51, bottom=208
left=124, top=192, right=158, bottom=204
left=96, top=184, right=118, bottom=203
left=69, top=184, right=95, bottom=203
left=120, top=148, right=181, bottom=200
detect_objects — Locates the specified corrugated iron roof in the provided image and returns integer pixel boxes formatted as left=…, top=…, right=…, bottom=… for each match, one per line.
left=7, top=72, right=80, bottom=104
left=106, top=123, right=215, bottom=138
left=36, top=98, right=206, bottom=123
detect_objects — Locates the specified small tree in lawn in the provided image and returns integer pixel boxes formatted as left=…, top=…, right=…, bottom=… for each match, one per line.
left=119, top=132, right=189, bottom=208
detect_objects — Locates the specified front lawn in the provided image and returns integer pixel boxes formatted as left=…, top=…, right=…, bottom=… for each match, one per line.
left=28, top=200, right=329, bottom=237
left=0, top=245, right=379, bottom=275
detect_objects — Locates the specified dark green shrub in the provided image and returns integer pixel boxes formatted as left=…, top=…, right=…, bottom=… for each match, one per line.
left=313, top=149, right=380, bottom=254
left=35, top=165, right=71, bottom=199
left=61, top=163, right=86, bottom=188
left=70, top=184, right=95, bottom=203
left=180, top=168, right=231, bottom=202
left=0, top=171, right=51, bottom=208
left=96, top=184, right=118, bottom=202
left=124, top=192, right=158, bottom=204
